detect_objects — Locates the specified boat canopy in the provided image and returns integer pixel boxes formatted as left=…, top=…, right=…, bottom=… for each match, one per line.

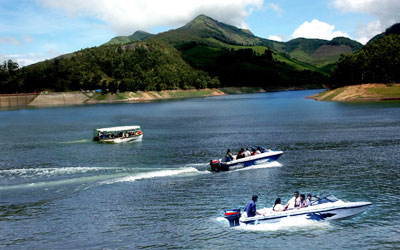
left=95, top=126, right=141, bottom=132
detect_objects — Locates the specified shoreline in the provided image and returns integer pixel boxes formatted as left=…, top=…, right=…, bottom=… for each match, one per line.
left=309, top=83, right=400, bottom=102
left=0, top=87, right=269, bottom=110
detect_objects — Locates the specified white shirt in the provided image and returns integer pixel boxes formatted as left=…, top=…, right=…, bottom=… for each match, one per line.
left=244, top=150, right=251, bottom=157
left=273, top=203, right=284, bottom=211
left=287, top=196, right=301, bottom=209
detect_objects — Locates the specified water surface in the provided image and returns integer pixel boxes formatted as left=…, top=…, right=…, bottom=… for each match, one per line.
left=0, top=90, right=399, bottom=249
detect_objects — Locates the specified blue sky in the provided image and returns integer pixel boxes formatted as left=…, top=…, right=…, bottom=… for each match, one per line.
left=1, top=0, right=399, bottom=66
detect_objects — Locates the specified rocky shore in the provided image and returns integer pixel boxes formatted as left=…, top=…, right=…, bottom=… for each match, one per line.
left=309, top=83, right=400, bottom=102
left=0, top=87, right=265, bottom=109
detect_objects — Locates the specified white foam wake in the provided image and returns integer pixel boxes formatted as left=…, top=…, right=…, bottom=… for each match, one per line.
left=235, top=161, right=282, bottom=172
left=101, top=167, right=203, bottom=185
left=217, top=215, right=331, bottom=231
left=0, top=167, right=123, bottom=178
left=238, top=216, right=331, bottom=231
left=0, top=173, right=128, bottom=191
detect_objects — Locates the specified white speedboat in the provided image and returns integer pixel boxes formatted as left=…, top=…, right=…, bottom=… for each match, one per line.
left=93, top=126, right=143, bottom=143
left=210, top=146, right=283, bottom=172
left=224, top=195, right=371, bottom=227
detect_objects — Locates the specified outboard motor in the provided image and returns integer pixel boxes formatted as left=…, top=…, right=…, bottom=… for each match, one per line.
left=224, top=209, right=241, bottom=227
left=210, top=160, right=221, bottom=172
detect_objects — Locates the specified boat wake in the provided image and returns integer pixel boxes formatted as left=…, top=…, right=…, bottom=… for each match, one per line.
left=0, top=173, right=128, bottom=191
left=0, top=166, right=124, bottom=178
left=234, top=161, right=282, bottom=172
left=100, top=167, right=206, bottom=185
left=0, top=165, right=209, bottom=191
left=58, top=139, right=91, bottom=144
left=216, top=215, right=331, bottom=231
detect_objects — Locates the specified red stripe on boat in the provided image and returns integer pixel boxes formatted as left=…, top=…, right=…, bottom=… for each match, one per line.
left=225, top=212, right=239, bottom=216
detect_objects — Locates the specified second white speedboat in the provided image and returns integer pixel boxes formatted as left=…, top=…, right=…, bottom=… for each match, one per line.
left=224, top=195, right=371, bottom=227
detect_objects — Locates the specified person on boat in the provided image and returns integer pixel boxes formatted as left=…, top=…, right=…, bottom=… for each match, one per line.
left=236, top=148, right=246, bottom=160
left=299, top=194, right=307, bottom=208
left=244, top=148, right=251, bottom=157
left=272, top=198, right=284, bottom=212
left=306, top=194, right=313, bottom=206
left=251, top=148, right=257, bottom=155
left=283, top=191, right=301, bottom=210
left=245, top=195, right=262, bottom=217
left=225, top=149, right=234, bottom=162
left=256, top=147, right=261, bottom=154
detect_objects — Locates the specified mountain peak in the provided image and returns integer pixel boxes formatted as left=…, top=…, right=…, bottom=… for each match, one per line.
left=184, top=14, right=217, bottom=29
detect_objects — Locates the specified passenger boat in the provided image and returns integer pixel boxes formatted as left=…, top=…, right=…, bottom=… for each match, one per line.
left=209, top=146, right=283, bottom=172
left=224, top=195, right=371, bottom=227
left=93, top=126, right=143, bottom=143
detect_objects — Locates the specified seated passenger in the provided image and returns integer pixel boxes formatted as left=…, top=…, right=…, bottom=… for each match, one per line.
left=306, top=194, right=313, bottom=206
left=299, top=194, right=307, bottom=208
left=272, top=198, right=284, bottom=212
left=236, top=148, right=246, bottom=160
left=244, top=148, right=251, bottom=157
left=225, top=149, right=234, bottom=162
left=256, top=147, right=261, bottom=154
left=283, top=191, right=301, bottom=210
left=251, top=148, right=257, bottom=155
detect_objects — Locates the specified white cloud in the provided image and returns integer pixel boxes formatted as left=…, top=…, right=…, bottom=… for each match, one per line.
left=292, top=19, right=350, bottom=40
left=0, top=48, right=62, bottom=66
left=37, top=0, right=264, bottom=34
left=356, top=20, right=383, bottom=44
left=331, top=0, right=400, bottom=23
left=331, top=0, right=400, bottom=43
left=268, top=35, right=283, bottom=42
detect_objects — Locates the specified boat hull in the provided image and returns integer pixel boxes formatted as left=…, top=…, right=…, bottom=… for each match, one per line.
left=98, top=134, right=143, bottom=144
left=234, top=201, right=371, bottom=226
left=210, top=151, right=283, bottom=172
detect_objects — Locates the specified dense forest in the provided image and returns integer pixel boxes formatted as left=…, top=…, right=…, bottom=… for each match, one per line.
left=329, top=24, right=400, bottom=88
left=183, top=47, right=325, bottom=88
left=0, top=41, right=220, bottom=93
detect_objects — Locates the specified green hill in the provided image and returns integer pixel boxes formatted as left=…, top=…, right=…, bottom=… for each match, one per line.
left=105, top=31, right=153, bottom=45
left=367, top=23, right=400, bottom=44
left=329, top=23, right=400, bottom=88
left=5, top=14, right=367, bottom=93
left=0, top=41, right=219, bottom=93
left=277, top=37, right=362, bottom=68
left=107, top=15, right=361, bottom=70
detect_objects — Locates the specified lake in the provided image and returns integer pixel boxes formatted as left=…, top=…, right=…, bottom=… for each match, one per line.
left=0, top=90, right=399, bottom=249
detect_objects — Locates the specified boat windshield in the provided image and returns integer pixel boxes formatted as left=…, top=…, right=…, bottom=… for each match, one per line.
left=248, top=146, right=268, bottom=152
left=316, top=194, right=339, bottom=204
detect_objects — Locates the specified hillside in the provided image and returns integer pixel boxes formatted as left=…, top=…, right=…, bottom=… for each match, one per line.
left=329, top=23, right=400, bottom=88
left=0, top=41, right=220, bottom=93
left=276, top=37, right=362, bottom=68
left=105, top=31, right=153, bottom=45
left=106, top=15, right=362, bottom=70
left=2, top=15, right=369, bottom=94
left=310, top=83, right=400, bottom=102
left=367, top=23, right=400, bottom=44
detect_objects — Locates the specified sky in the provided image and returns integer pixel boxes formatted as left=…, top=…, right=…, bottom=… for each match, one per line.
left=1, top=0, right=399, bottom=66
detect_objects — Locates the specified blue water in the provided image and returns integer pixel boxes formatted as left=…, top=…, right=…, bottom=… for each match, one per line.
left=0, top=90, right=399, bottom=249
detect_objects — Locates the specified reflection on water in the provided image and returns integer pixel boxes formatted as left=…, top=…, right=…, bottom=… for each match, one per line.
left=0, top=90, right=399, bottom=249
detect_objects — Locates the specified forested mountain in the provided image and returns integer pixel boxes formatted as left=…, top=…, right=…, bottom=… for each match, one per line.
left=277, top=37, right=362, bottom=69
left=329, top=23, right=400, bottom=88
left=0, top=15, right=381, bottom=94
left=108, top=15, right=362, bottom=69
left=0, top=41, right=219, bottom=93
left=105, top=31, right=154, bottom=45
